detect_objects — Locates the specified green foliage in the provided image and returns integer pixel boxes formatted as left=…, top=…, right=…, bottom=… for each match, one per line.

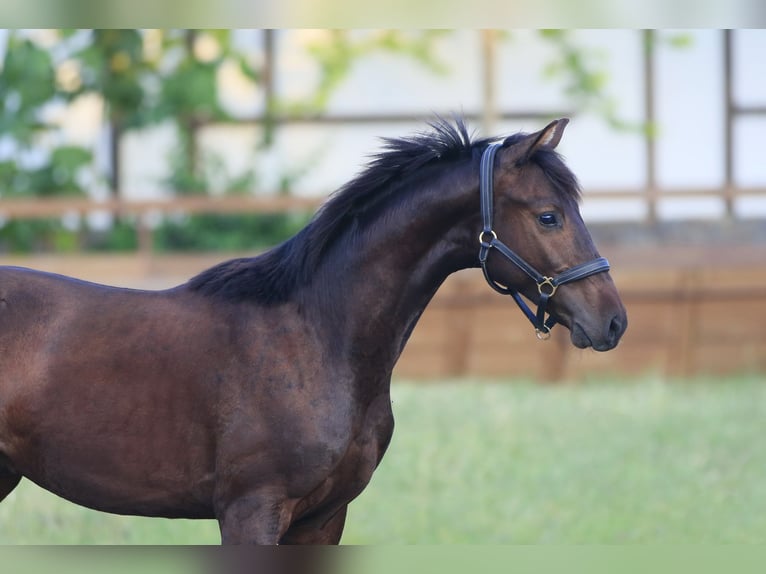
left=0, top=146, right=92, bottom=199
left=0, top=31, right=92, bottom=207
left=152, top=32, right=228, bottom=123
left=0, top=219, right=80, bottom=253
left=153, top=212, right=312, bottom=252
left=65, top=30, right=147, bottom=126
left=0, top=29, right=443, bottom=253
left=63, top=29, right=245, bottom=128
left=0, top=35, right=58, bottom=143
left=81, top=218, right=139, bottom=252
left=539, top=29, right=634, bottom=130
left=160, top=59, right=222, bottom=121
left=150, top=31, right=251, bottom=196
left=537, top=30, right=690, bottom=134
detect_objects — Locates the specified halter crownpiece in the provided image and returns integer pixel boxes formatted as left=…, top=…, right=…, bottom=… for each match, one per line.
left=477, top=142, right=611, bottom=340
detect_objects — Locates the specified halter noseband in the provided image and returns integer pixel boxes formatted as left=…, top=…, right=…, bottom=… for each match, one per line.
left=478, top=142, right=611, bottom=340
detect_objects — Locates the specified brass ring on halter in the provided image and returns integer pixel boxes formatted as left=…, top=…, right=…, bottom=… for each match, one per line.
left=478, top=229, right=497, bottom=246
left=537, top=276, right=558, bottom=297
left=535, top=327, right=552, bottom=341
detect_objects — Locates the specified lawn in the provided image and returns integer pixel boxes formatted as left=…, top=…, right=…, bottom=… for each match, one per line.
left=1, top=376, right=765, bottom=544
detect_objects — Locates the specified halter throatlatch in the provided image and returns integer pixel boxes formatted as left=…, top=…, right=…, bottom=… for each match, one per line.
left=478, top=142, right=611, bottom=340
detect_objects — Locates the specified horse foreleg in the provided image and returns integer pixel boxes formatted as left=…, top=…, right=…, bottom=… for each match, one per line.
left=279, top=505, right=348, bottom=545
left=215, top=489, right=294, bottom=545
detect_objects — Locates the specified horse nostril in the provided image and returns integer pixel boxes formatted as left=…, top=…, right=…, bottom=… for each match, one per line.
left=608, top=314, right=624, bottom=343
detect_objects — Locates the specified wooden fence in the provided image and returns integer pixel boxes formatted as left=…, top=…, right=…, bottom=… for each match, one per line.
left=0, top=196, right=323, bottom=254
left=395, top=261, right=766, bottom=381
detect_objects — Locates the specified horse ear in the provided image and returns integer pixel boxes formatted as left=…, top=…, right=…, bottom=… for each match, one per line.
left=505, top=118, right=569, bottom=161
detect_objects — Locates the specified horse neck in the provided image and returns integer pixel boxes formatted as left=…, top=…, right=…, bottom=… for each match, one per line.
left=304, top=162, right=479, bottom=375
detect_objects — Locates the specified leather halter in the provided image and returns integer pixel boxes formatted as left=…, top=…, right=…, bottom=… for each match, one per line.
left=477, top=142, right=611, bottom=340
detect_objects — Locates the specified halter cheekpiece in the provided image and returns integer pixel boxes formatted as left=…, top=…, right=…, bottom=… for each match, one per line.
left=477, top=142, right=611, bottom=340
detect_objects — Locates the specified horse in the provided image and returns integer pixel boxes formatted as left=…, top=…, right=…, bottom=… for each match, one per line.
left=0, top=117, right=626, bottom=544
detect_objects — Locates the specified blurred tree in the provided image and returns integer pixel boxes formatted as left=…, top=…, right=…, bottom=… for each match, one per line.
left=538, top=29, right=690, bottom=133
left=0, top=32, right=91, bottom=252
left=0, top=35, right=57, bottom=146
left=57, top=29, right=238, bottom=196
left=0, top=33, right=92, bottom=198
left=0, top=29, right=449, bottom=251
left=59, top=29, right=150, bottom=195
left=153, top=30, right=249, bottom=195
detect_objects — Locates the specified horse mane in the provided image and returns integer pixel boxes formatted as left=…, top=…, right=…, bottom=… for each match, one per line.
left=187, top=116, right=579, bottom=304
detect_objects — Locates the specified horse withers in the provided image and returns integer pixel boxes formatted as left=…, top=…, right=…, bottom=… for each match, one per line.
left=0, top=118, right=626, bottom=544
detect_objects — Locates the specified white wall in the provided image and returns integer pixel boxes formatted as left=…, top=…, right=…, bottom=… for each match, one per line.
left=186, top=30, right=765, bottom=221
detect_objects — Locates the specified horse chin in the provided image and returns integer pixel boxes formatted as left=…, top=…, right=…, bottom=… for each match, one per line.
left=569, top=322, right=595, bottom=349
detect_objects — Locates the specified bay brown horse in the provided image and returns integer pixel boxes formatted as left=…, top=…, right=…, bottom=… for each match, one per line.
left=0, top=118, right=626, bottom=544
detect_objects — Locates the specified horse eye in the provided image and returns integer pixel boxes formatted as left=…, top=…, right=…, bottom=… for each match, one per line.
left=538, top=212, right=559, bottom=227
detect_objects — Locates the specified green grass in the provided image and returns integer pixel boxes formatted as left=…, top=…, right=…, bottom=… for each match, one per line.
left=346, top=376, right=766, bottom=544
left=1, top=376, right=765, bottom=544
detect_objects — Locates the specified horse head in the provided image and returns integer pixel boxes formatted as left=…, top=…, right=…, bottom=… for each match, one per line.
left=479, top=119, right=627, bottom=351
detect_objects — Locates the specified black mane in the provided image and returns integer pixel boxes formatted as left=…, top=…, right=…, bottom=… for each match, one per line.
left=187, top=117, right=579, bottom=303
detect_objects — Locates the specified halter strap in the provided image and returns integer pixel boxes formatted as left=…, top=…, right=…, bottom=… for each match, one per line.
left=478, top=142, right=611, bottom=339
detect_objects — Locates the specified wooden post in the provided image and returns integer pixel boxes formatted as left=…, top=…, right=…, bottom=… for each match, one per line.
left=643, top=30, right=658, bottom=224
left=538, top=324, right=569, bottom=382
left=481, top=30, right=498, bottom=136
left=670, top=268, right=701, bottom=378
left=443, top=276, right=473, bottom=377
left=136, top=213, right=154, bottom=261
left=723, top=30, right=736, bottom=219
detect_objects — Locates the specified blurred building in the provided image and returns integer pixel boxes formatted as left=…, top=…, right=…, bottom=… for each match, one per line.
left=2, top=29, right=764, bottom=220
left=137, top=30, right=766, bottom=221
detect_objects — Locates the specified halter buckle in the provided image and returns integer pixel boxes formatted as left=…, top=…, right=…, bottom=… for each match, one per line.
left=535, top=326, right=552, bottom=341
left=537, top=276, right=558, bottom=297
left=478, top=229, right=497, bottom=246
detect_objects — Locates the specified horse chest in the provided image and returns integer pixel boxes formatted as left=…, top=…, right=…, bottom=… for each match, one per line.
left=340, top=393, right=394, bottom=486
left=295, top=393, right=394, bottom=518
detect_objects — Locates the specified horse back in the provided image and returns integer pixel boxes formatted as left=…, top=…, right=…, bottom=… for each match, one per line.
left=0, top=266, right=242, bottom=516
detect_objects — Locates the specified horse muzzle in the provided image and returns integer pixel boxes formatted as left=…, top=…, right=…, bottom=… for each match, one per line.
left=569, top=307, right=627, bottom=351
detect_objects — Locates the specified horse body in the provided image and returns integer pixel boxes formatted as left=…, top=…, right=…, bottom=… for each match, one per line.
left=0, top=269, right=234, bottom=516
left=0, top=267, right=391, bottom=541
left=0, top=118, right=626, bottom=543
